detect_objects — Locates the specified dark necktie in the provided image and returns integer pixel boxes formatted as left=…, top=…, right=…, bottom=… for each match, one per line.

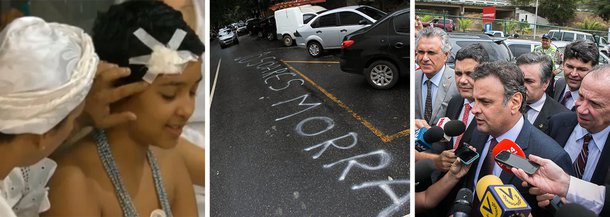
left=478, top=138, right=498, bottom=182
left=424, top=80, right=433, bottom=123
left=561, top=91, right=572, bottom=107
left=573, top=134, right=592, bottom=179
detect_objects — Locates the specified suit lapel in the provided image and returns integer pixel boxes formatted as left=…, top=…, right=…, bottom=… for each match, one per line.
left=431, top=67, right=452, bottom=121
left=415, top=71, right=423, bottom=118
left=533, top=98, right=551, bottom=130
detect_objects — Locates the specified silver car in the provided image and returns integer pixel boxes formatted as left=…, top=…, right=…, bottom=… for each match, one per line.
left=218, top=29, right=239, bottom=49
left=295, top=5, right=386, bottom=57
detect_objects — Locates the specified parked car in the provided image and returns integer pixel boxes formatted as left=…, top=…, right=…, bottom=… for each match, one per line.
left=218, top=29, right=238, bottom=49
left=504, top=39, right=541, bottom=59
left=274, top=4, right=326, bottom=46
left=295, top=5, right=386, bottom=57
left=246, top=18, right=260, bottom=36
left=546, top=29, right=594, bottom=43
left=422, top=18, right=454, bottom=32
left=445, top=33, right=513, bottom=68
left=259, top=15, right=277, bottom=41
left=485, top=31, right=505, bottom=38
left=340, top=8, right=408, bottom=89
left=594, top=35, right=610, bottom=56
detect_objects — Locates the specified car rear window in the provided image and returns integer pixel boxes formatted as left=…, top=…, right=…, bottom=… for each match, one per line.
left=303, top=14, right=316, bottom=24
left=508, top=44, right=532, bottom=59
left=339, top=12, right=365, bottom=25
left=356, top=7, right=386, bottom=20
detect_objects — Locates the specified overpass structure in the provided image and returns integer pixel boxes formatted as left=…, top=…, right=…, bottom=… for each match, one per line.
left=416, top=0, right=517, bottom=19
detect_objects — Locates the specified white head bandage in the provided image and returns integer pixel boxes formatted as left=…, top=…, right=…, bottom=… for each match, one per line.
left=0, top=17, right=98, bottom=134
left=128, top=28, right=198, bottom=83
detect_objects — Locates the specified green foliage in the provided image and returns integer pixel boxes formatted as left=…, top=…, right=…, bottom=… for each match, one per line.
left=420, top=15, right=435, bottom=23
left=457, top=18, right=474, bottom=32
left=518, top=20, right=533, bottom=35
left=539, top=0, right=576, bottom=25
left=575, top=18, right=606, bottom=30
left=594, top=0, right=610, bottom=20
left=502, top=19, right=519, bottom=34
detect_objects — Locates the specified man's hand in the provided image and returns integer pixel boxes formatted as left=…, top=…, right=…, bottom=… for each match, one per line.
left=511, top=154, right=571, bottom=198
left=437, top=150, right=457, bottom=172
left=83, top=62, right=148, bottom=128
left=415, top=119, right=431, bottom=129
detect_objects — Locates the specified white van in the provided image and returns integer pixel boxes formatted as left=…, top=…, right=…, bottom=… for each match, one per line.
left=547, top=30, right=595, bottom=42
left=274, top=5, right=326, bottom=46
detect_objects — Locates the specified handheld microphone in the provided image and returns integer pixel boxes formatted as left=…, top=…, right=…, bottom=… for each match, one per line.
left=454, top=188, right=473, bottom=217
left=444, top=120, right=466, bottom=137
left=415, top=158, right=436, bottom=192
left=492, top=139, right=526, bottom=173
left=554, top=203, right=597, bottom=217
left=476, top=175, right=531, bottom=217
left=415, top=126, right=444, bottom=151
left=436, top=117, right=452, bottom=141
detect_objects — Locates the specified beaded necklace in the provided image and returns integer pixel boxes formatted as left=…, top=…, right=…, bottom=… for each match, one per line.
left=93, top=129, right=172, bottom=217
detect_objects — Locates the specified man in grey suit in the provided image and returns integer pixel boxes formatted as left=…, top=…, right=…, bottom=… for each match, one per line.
left=414, top=28, right=458, bottom=126
left=553, top=40, right=599, bottom=110
left=517, top=53, right=569, bottom=133
left=464, top=61, right=573, bottom=217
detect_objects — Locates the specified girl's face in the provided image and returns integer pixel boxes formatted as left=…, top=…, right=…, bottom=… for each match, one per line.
left=115, top=60, right=202, bottom=149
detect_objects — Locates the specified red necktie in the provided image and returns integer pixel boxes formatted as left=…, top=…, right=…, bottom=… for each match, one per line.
left=454, top=103, right=471, bottom=149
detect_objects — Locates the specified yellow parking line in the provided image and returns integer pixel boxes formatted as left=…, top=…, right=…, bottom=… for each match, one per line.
left=282, top=60, right=409, bottom=142
left=283, top=60, right=340, bottom=64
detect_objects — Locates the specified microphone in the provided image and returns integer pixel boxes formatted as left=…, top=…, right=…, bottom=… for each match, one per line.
left=444, top=120, right=466, bottom=137
left=415, top=126, right=444, bottom=151
left=492, top=139, right=526, bottom=173
left=453, top=188, right=473, bottom=217
left=555, top=203, right=597, bottom=217
left=415, top=158, right=436, bottom=192
left=436, top=117, right=452, bottom=141
left=476, top=175, right=531, bottom=217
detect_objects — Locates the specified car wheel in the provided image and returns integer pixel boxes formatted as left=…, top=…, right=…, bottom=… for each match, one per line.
left=365, top=60, right=399, bottom=89
left=257, top=32, right=263, bottom=38
left=282, top=35, right=293, bottom=46
left=307, top=41, right=323, bottom=57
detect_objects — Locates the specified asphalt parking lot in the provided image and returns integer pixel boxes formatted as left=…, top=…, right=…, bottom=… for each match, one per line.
left=210, top=34, right=410, bottom=217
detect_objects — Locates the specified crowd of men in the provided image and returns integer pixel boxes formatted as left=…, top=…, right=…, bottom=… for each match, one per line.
left=414, top=27, right=609, bottom=217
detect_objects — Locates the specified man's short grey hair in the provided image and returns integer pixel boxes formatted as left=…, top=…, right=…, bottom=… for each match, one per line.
left=415, top=27, right=452, bottom=53
left=516, top=52, right=553, bottom=84
left=472, top=61, right=527, bottom=112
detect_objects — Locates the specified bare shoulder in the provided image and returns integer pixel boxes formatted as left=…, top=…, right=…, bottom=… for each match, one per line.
left=44, top=139, right=101, bottom=216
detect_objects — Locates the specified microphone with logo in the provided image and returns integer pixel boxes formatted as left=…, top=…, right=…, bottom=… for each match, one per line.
left=453, top=188, right=474, bottom=217
left=415, top=126, right=445, bottom=152
left=476, top=175, right=531, bottom=217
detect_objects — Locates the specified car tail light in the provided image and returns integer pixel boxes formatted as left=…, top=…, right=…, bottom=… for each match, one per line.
left=294, top=31, right=301, bottom=37
left=341, top=40, right=355, bottom=49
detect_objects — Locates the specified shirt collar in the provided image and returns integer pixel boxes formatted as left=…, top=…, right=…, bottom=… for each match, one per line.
left=463, top=98, right=474, bottom=107
left=491, top=116, right=525, bottom=143
left=575, top=124, right=610, bottom=152
left=527, top=94, right=546, bottom=112
left=422, top=65, right=446, bottom=87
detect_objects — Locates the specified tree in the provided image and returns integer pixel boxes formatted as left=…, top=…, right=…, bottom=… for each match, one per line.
left=575, top=17, right=606, bottom=30
left=539, top=0, right=577, bottom=25
left=593, top=0, right=610, bottom=20
left=457, top=18, right=474, bottom=32
left=502, top=19, right=519, bottom=35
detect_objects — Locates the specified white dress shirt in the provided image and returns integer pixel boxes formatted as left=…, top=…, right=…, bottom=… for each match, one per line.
left=526, top=94, right=546, bottom=124
left=563, top=125, right=610, bottom=181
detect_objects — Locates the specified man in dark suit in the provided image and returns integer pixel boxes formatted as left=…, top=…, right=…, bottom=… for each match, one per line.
left=542, top=65, right=610, bottom=216
left=445, top=43, right=489, bottom=148
left=516, top=53, right=569, bottom=133
left=464, top=61, right=574, bottom=217
left=552, top=40, right=599, bottom=110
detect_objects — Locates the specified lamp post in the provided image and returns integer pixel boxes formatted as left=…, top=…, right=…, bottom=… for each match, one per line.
left=533, top=0, right=539, bottom=40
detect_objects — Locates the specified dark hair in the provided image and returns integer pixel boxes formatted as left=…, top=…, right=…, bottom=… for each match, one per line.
left=92, top=1, right=204, bottom=86
left=455, top=43, right=489, bottom=63
left=564, top=40, right=599, bottom=67
left=472, top=61, right=527, bottom=112
left=516, top=52, right=553, bottom=83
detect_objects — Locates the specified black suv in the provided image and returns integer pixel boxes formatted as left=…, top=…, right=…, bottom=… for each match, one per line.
left=340, top=8, right=408, bottom=89
left=445, top=33, right=513, bottom=68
